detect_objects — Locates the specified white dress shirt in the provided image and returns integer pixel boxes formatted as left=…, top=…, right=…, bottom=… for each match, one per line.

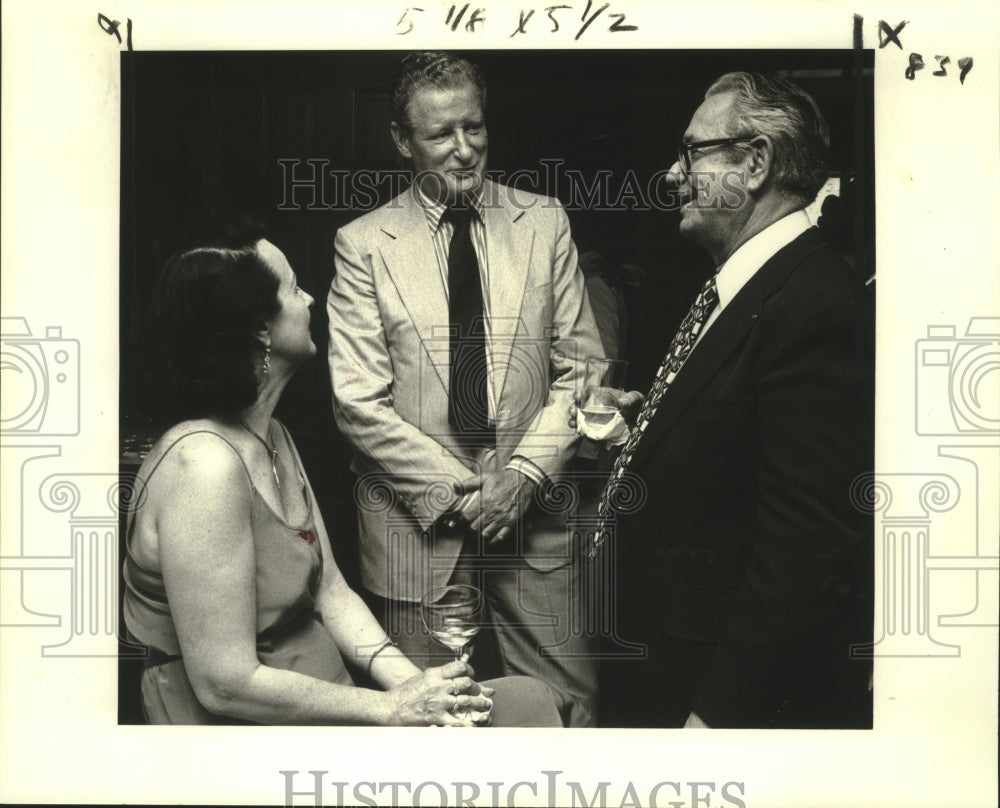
left=697, top=209, right=813, bottom=344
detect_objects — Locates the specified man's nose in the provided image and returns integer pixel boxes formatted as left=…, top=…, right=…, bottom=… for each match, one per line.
left=663, top=159, right=686, bottom=187
left=453, top=131, right=474, bottom=161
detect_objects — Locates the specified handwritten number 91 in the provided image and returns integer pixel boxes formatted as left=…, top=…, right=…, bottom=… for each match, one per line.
left=98, top=13, right=133, bottom=50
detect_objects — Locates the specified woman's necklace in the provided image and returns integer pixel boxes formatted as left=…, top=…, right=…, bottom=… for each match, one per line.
left=237, top=418, right=280, bottom=489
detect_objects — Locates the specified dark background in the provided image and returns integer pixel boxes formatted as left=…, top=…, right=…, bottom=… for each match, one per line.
left=119, top=49, right=874, bottom=721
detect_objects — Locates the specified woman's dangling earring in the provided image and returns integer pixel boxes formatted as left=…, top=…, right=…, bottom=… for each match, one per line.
left=262, top=345, right=271, bottom=381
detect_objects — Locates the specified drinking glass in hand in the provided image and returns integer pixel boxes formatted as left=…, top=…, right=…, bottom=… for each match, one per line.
left=582, top=358, right=628, bottom=425
left=420, top=584, right=483, bottom=661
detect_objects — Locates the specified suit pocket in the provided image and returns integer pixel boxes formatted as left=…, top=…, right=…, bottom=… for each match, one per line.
left=521, top=524, right=574, bottom=572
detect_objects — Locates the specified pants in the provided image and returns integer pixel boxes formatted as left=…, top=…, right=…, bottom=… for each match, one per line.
left=363, top=536, right=598, bottom=728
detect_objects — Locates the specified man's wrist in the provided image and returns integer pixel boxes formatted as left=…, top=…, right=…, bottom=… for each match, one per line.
left=507, top=467, right=537, bottom=493
left=436, top=492, right=475, bottom=529
left=505, top=456, right=547, bottom=489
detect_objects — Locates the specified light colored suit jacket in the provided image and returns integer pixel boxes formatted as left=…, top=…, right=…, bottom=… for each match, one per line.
left=328, top=181, right=603, bottom=601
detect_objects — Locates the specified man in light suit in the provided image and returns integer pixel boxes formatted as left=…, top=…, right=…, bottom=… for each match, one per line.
left=591, top=72, right=873, bottom=728
left=327, top=52, right=604, bottom=726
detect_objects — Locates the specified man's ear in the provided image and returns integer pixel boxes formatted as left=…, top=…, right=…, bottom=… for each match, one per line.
left=390, top=121, right=412, bottom=160
left=745, top=134, right=775, bottom=193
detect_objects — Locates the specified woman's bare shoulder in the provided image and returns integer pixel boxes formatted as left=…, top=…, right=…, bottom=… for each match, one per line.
left=141, top=419, right=250, bottom=493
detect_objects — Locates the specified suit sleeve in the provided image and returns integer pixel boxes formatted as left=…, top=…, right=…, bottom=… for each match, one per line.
left=327, top=226, right=473, bottom=531
left=691, top=294, right=872, bottom=727
left=510, top=201, right=605, bottom=478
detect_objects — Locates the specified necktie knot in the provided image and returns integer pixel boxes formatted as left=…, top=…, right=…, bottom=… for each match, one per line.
left=442, top=205, right=476, bottom=230
left=697, top=274, right=719, bottom=309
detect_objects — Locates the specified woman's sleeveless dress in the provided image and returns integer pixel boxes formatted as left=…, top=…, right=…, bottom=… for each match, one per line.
left=122, top=425, right=353, bottom=724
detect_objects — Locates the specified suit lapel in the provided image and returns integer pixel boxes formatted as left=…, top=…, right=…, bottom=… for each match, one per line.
left=376, top=190, right=451, bottom=391
left=629, top=281, right=762, bottom=468
left=483, top=182, right=533, bottom=399
left=629, top=228, right=826, bottom=469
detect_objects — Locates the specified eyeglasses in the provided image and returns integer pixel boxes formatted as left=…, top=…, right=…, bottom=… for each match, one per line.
left=677, top=136, right=757, bottom=173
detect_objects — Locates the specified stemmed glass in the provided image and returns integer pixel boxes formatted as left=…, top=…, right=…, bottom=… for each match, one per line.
left=420, top=584, right=483, bottom=661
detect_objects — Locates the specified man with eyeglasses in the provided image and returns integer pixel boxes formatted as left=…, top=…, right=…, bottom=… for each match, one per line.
left=587, top=72, right=873, bottom=728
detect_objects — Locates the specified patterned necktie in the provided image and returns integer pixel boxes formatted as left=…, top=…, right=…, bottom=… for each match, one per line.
left=590, top=274, right=719, bottom=558
left=443, top=206, right=491, bottom=439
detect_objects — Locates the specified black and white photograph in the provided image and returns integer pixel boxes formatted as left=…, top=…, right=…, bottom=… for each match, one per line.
left=116, top=46, right=875, bottom=732
left=1, top=1, right=997, bottom=806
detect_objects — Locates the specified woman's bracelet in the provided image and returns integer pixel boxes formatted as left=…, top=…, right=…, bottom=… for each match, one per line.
left=367, top=638, right=397, bottom=677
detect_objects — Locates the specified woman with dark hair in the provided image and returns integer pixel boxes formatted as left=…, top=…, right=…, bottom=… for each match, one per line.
left=123, top=232, right=560, bottom=725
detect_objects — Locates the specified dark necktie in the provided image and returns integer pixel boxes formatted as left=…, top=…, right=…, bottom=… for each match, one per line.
left=591, top=275, right=719, bottom=558
left=443, top=206, right=491, bottom=439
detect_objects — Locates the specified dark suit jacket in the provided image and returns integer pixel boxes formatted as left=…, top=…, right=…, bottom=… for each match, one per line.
left=608, top=227, right=873, bottom=728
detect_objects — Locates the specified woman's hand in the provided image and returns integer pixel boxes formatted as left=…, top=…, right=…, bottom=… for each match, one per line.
left=386, top=658, right=493, bottom=727
left=458, top=659, right=496, bottom=726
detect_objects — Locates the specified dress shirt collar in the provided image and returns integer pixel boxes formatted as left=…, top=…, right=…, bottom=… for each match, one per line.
left=413, top=181, right=486, bottom=232
left=714, top=209, right=812, bottom=311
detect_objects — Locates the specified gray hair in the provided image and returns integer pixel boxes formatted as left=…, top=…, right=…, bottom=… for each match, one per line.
left=706, top=71, right=830, bottom=204
left=390, top=52, right=487, bottom=132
